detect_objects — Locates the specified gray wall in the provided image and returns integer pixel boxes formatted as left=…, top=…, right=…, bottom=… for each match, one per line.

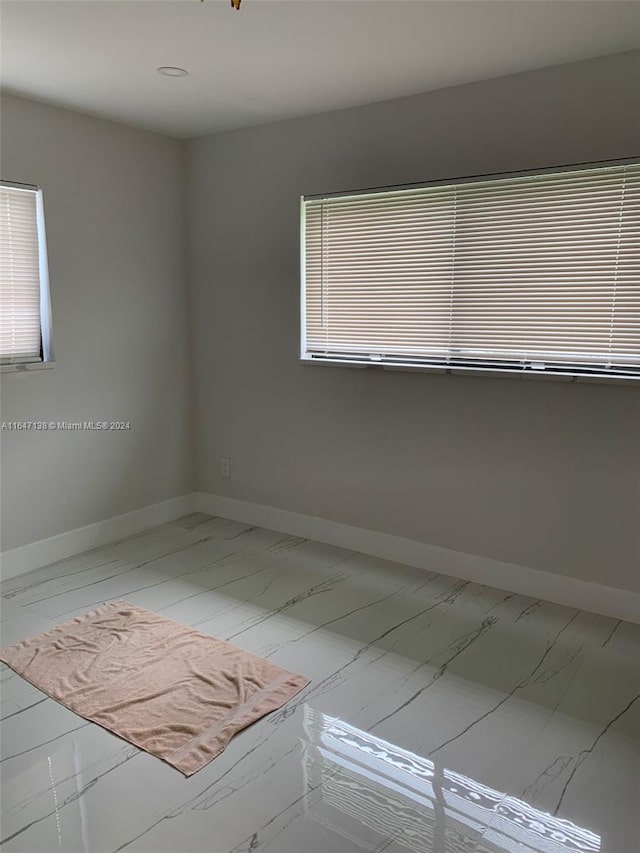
left=0, top=95, right=193, bottom=550
left=188, top=51, right=640, bottom=593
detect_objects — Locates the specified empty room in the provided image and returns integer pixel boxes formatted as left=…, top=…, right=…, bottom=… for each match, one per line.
left=0, top=1, right=639, bottom=851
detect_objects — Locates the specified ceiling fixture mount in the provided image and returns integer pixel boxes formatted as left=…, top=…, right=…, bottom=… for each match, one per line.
left=200, top=0, right=242, bottom=8
left=157, top=66, right=189, bottom=77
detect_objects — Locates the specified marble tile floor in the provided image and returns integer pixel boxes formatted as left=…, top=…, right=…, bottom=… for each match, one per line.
left=0, top=513, right=638, bottom=853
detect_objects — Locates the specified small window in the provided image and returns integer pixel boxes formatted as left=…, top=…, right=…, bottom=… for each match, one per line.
left=301, top=161, right=640, bottom=381
left=1, top=181, right=53, bottom=367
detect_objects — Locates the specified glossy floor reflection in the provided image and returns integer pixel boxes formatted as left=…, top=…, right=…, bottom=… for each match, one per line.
left=1, top=514, right=639, bottom=853
left=300, top=710, right=600, bottom=853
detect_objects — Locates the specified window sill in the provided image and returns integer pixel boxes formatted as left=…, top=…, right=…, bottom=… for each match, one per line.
left=1, top=361, right=55, bottom=375
left=299, top=357, right=638, bottom=387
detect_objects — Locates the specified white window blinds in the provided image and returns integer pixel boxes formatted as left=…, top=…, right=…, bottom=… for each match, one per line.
left=0, top=183, right=48, bottom=363
left=302, top=162, right=640, bottom=379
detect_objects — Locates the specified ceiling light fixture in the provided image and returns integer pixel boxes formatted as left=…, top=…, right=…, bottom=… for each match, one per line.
left=200, top=0, right=242, bottom=9
left=157, top=66, right=189, bottom=77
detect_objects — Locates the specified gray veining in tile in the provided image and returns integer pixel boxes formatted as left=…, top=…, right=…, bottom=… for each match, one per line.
left=1, top=514, right=638, bottom=852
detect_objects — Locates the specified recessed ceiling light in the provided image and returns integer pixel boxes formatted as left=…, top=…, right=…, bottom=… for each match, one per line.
left=157, top=66, right=189, bottom=78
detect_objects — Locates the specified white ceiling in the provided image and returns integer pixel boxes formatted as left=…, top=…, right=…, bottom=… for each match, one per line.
left=2, top=0, right=640, bottom=139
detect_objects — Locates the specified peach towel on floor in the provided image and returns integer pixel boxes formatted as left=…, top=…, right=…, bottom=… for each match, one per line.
left=0, top=600, right=309, bottom=776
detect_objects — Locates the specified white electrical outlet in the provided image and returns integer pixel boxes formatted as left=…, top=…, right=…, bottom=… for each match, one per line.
left=220, top=457, right=231, bottom=478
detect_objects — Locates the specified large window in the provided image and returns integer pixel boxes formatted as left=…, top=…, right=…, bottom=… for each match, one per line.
left=301, top=161, right=639, bottom=380
left=0, top=181, right=53, bottom=368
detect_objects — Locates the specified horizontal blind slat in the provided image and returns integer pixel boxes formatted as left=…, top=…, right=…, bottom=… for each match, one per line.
left=0, top=185, right=43, bottom=358
left=303, top=163, right=640, bottom=373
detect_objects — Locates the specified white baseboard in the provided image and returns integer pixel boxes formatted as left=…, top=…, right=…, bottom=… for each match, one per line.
left=195, top=492, right=640, bottom=624
left=3, top=490, right=637, bottom=624
left=0, top=494, right=197, bottom=581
